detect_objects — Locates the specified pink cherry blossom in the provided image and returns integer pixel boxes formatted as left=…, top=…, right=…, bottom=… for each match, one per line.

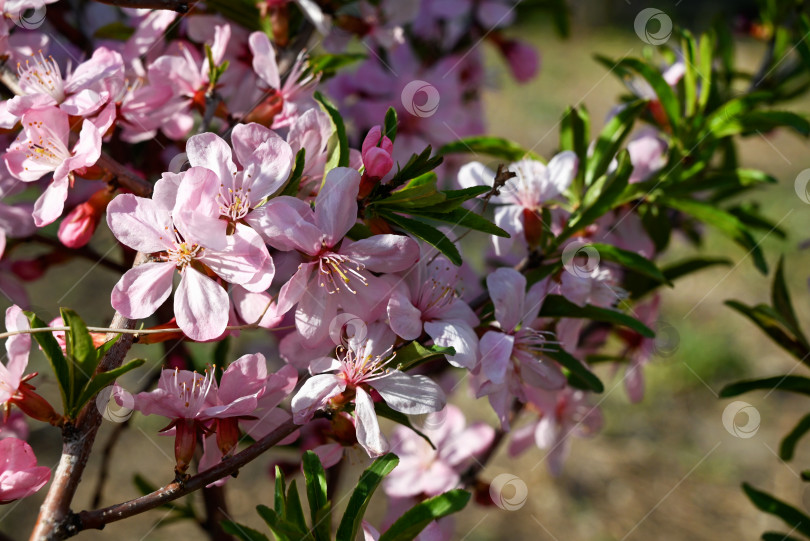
left=1, top=305, right=29, bottom=407
left=107, top=167, right=272, bottom=340
left=286, top=107, right=333, bottom=194
left=0, top=437, right=51, bottom=503
left=457, top=152, right=577, bottom=255
left=184, top=124, right=294, bottom=226
left=509, top=386, right=603, bottom=476
left=291, top=323, right=446, bottom=457
left=473, top=268, right=565, bottom=428
left=0, top=175, right=35, bottom=259
left=4, top=106, right=102, bottom=226
left=254, top=166, right=419, bottom=341
left=387, top=255, right=479, bottom=368
left=384, top=405, right=494, bottom=498
left=246, top=31, right=318, bottom=129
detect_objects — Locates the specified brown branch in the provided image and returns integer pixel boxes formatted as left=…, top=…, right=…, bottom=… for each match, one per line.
left=201, top=485, right=233, bottom=541
left=74, top=418, right=298, bottom=535
left=28, top=252, right=150, bottom=541
left=94, top=153, right=153, bottom=198
left=89, top=0, right=195, bottom=13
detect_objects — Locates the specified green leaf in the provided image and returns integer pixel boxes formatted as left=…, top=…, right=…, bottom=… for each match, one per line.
left=710, top=110, right=810, bottom=138
left=660, top=197, right=768, bottom=274
left=559, top=105, right=590, bottom=199
left=373, top=178, right=445, bottom=208
left=538, top=295, right=654, bottom=337
left=73, top=359, right=145, bottom=416
left=302, top=451, right=329, bottom=541
left=720, top=375, right=810, bottom=398
left=280, top=148, right=306, bottom=197
left=375, top=402, right=435, bottom=449
left=772, top=257, right=803, bottom=340
left=380, top=211, right=461, bottom=265
left=336, top=454, right=400, bottom=541
left=417, top=186, right=491, bottom=213
left=274, top=466, right=286, bottom=516
left=308, top=53, right=366, bottom=79
left=762, top=533, right=803, bottom=541
left=256, top=506, right=310, bottom=541
left=396, top=342, right=456, bottom=372
left=285, top=481, right=308, bottom=535
left=545, top=348, right=604, bottom=393
left=584, top=99, right=647, bottom=186
left=438, top=136, right=540, bottom=162
left=627, top=257, right=732, bottom=300
left=379, top=490, right=471, bottom=541
left=780, top=414, right=810, bottom=461
left=384, top=107, right=398, bottom=143
left=61, top=308, right=98, bottom=405
left=407, top=208, right=509, bottom=237
left=93, top=21, right=136, bottom=41
left=586, top=243, right=670, bottom=285
left=314, top=91, right=349, bottom=173
left=221, top=520, right=271, bottom=541
left=743, top=483, right=810, bottom=538
left=387, top=147, right=443, bottom=188
left=95, top=334, right=120, bottom=361
left=25, top=311, right=70, bottom=412
left=617, top=58, right=680, bottom=132
left=725, top=301, right=810, bottom=360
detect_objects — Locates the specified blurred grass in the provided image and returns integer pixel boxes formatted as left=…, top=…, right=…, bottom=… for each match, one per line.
left=6, top=15, right=810, bottom=541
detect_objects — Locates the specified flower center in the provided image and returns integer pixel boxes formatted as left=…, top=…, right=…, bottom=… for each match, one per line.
left=15, top=120, right=70, bottom=169
left=217, top=185, right=251, bottom=221
left=417, top=277, right=456, bottom=320
left=17, top=51, right=65, bottom=102
left=338, top=345, right=395, bottom=386
left=173, top=368, right=214, bottom=415
left=514, top=327, right=557, bottom=355
left=167, top=242, right=203, bottom=269
left=318, top=253, right=368, bottom=294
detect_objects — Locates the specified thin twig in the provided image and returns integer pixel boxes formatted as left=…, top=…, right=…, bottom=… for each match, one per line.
left=73, top=419, right=298, bottom=535
left=89, top=0, right=195, bottom=13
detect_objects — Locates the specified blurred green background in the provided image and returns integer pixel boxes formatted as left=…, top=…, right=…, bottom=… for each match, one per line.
left=5, top=2, right=810, bottom=539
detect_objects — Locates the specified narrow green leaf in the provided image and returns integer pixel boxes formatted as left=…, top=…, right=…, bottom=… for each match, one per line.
left=274, top=466, right=287, bottom=516
left=725, top=301, right=809, bottom=360
left=538, top=295, right=654, bottom=337
left=584, top=100, right=646, bottom=186
left=661, top=197, right=768, bottom=274
left=772, top=257, right=804, bottom=341
left=336, top=453, right=400, bottom=541
left=407, top=208, right=509, bottom=237
left=780, top=414, right=810, bottom=461
left=720, top=375, right=810, bottom=398
left=256, top=505, right=311, bottom=541
left=24, top=311, right=70, bottom=412
left=545, top=348, right=604, bottom=393
left=285, top=481, right=308, bottom=535
left=618, top=58, right=680, bottom=131
left=743, top=483, right=810, bottom=537
left=379, top=490, right=471, bottom=541
left=280, top=148, right=306, bottom=197
left=762, top=532, right=803, bottom=541
left=62, top=308, right=98, bottom=408
left=380, top=211, right=461, bottom=265
left=314, top=91, right=348, bottom=173
left=396, top=342, right=455, bottom=372
left=302, top=451, right=329, bottom=541
left=221, top=520, right=271, bottom=541
left=586, top=243, right=670, bottom=285
left=74, top=359, right=145, bottom=415
left=384, top=107, right=398, bottom=143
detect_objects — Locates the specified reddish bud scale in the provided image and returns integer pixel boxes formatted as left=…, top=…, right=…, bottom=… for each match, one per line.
left=522, top=208, right=544, bottom=247
left=215, top=417, right=240, bottom=457
left=243, top=89, right=284, bottom=127
left=174, top=419, right=198, bottom=474
left=12, top=383, right=61, bottom=426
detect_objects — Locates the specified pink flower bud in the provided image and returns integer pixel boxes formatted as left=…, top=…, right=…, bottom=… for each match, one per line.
left=58, top=189, right=113, bottom=249
left=500, top=39, right=540, bottom=83
left=361, top=125, right=394, bottom=180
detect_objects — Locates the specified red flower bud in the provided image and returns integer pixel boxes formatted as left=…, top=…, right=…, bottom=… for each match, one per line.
left=58, top=189, right=114, bottom=249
